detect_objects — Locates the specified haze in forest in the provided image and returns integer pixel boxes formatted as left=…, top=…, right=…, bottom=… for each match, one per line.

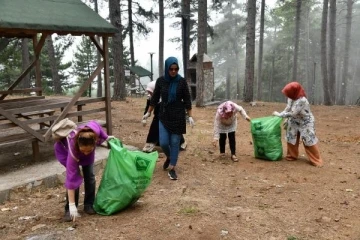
left=64, top=0, right=277, bottom=84
left=1, top=0, right=359, bottom=105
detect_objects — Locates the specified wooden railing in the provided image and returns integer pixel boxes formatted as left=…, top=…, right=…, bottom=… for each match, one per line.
left=0, top=96, right=108, bottom=161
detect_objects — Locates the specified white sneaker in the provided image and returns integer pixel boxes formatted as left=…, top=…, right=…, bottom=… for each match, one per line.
left=142, top=143, right=150, bottom=152
left=147, top=143, right=155, bottom=152
left=180, top=141, right=187, bottom=150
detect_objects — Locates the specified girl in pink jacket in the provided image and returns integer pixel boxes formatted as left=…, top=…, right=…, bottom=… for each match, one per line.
left=212, top=101, right=251, bottom=161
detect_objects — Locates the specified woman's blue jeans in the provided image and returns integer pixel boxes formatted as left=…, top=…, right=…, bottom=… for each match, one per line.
left=159, top=120, right=181, bottom=167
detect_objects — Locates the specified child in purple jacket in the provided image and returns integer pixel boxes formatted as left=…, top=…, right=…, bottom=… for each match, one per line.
left=54, top=120, right=110, bottom=222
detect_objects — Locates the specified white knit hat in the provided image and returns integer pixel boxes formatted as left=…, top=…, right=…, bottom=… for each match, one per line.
left=146, top=81, right=156, bottom=93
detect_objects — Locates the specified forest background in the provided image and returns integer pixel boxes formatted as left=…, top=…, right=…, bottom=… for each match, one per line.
left=0, top=0, right=359, bottom=105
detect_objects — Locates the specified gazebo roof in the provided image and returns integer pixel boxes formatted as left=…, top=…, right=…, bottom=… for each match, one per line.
left=129, top=66, right=152, bottom=78
left=0, top=0, right=117, bottom=38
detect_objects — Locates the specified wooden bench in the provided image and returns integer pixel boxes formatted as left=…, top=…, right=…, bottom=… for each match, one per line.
left=0, top=130, right=46, bottom=161
left=0, top=97, right=109, bottom=162
left=0, top=109, right=55, bottom=129
left=0, top=120, right=106, bottom=162
left=17, top=109, right=55, bottom=129
left=0, top=96, right=45, bottom=103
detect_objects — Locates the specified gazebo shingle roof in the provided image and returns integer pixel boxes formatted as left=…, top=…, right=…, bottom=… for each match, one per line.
left=0, top=0, right=117, bottom=37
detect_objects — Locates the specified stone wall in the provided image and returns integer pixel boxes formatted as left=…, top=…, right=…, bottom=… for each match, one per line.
left=204, top=68, right=214, bottom=102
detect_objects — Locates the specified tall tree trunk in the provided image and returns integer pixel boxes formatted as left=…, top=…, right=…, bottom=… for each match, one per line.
left=257, top=0, right=265, bottom=101
left=203, top=0, right=207, bottom=54
left=94, top=0, right=102, bottom=97
left=235, top=47, right=240, bottom=100
left=339, top=0, right=353, bottom=105
left=244, top=0, right=256, bottom=102
left=335, top=19, right=344, bottom=102
left=350, top=48, right=359, bottom=104
left=328, top=0, right=337, bottom=104
left=21, top=38, right=31, bottom=89
left=46, top=36, right=61, bottom=94
left=109, top=0, right=126, bottom=100
left=292, top=0, right=302, bottom=81
left=128, top=0, right=135, bottom=67
left=181, top=0, right=191, bottom=82
left=335, top=47, right=343, bottom=102
left=305, top=5, right=311, bottom=98
left=269, top=26, right=277, bottom=102
left=270, top=52, right=275, bottom=102
left=158, top=0, right=164, bottom=76
left=321, top=0, right=331, bottom=105
left=196, top=0, right=207, bottom=107
left=226, top=68, right=231, bottom=100
left=310, top=34, right=317, bottom=104
left=228, top=3, right=240, bottom=100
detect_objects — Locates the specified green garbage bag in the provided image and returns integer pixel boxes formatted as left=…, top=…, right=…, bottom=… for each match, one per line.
left=94, top=138, right=158, bottom=215
left=250, top=116, right=283, bottom=161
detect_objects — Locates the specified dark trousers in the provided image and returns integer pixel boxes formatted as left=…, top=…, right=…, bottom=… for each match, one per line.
left=219, top=131, right=236, bottom=155
left=64, top=164, right=96, bottom=212
left=146, top=117, right=185, bottom=146
left=146, top=117, right=160, bottom=144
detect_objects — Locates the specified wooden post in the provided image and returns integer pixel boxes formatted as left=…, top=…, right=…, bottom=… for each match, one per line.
left=33, top=34, right=44, bottom=96
left=103, top=36, right=112, bottom=135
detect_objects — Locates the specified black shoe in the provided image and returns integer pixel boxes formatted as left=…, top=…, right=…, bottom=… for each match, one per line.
left=84, top=205, right=96, bottom=215
left=168, top=169, right=177, bottom=180
left=63, top=211, right=72, bottom=222
left=163, top=158, right=170, bottom=170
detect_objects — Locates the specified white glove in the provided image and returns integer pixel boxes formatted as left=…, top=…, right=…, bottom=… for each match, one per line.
left=188, top=117, right=195, bottom=128
left=101, top=135, right=115, bottom=148
left=142, top=112, right=151, bottom=120
left=69, top=202, right=80, bottom=221
left=106, top=135, right=115, bottom=141
left=272, top=111, right=281, bottom=117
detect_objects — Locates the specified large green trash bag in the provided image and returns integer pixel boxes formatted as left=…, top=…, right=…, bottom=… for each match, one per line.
left=93, top=138, right=158, bottom=215
left=250, top=116, right=283, bottom=161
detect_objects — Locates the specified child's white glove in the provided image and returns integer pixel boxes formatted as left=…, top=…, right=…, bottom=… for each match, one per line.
left=69, top=202, right=80, bottom=221
left=272, top=111, right=281, bottom=117
left=188, top=117, right=195, bottom=128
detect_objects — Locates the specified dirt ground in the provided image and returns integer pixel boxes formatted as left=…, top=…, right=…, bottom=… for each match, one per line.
left=0, top=97, right=360, bottom=240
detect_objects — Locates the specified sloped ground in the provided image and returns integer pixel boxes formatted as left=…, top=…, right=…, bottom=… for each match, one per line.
left=0, top=97, right=359, bottom=240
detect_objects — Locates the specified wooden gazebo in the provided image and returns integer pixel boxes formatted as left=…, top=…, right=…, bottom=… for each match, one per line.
left=0, top=0, right=117, bottom=160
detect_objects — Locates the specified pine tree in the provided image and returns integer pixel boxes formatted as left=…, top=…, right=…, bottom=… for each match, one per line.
left=72, top=36, right=97, bottom=97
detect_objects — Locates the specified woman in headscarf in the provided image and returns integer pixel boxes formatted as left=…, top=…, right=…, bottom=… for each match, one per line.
left=273, top=81, right=323, bottom=167
left=142, top=80, right=187, bottom=153
left=212, top=101, right=251, bottom=162
left=142, top=57, right=194, bottom=180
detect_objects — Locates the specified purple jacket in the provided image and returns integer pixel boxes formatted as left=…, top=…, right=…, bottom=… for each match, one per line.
left=54, top=120, right=108, bottom=189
